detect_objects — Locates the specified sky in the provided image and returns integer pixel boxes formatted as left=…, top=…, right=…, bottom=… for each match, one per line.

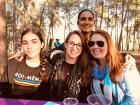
left=35, top=0, right=79, bottom=43
left=53, top=15, right=78, bottom=43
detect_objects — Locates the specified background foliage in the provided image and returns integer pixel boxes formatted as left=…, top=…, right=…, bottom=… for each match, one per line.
left=0, top=0, right=140, bottom=77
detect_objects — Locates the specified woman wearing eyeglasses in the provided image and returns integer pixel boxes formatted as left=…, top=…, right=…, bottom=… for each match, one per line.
left=48, top=30, right=91, bottom=102
left=9, top=9, right=136, bottom=73
left=47, top=9, right=135, bottom=73
left=88, top=30, right=140, bottom=105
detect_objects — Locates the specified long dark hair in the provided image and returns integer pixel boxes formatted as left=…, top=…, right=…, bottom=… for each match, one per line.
left=64, top=30, right=92, bottom=87
left=21, top=27, right=49, bottom=81
left=64, top=30, right=86, bottom=71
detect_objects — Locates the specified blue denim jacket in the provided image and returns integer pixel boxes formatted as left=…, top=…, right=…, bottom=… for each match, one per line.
left=91, top=67, right=140, bottom=105
left=112, top=67, right=140, bottom=105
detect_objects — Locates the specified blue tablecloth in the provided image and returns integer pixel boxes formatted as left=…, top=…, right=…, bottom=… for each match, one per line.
left=0, top=98, right=88, bottom=105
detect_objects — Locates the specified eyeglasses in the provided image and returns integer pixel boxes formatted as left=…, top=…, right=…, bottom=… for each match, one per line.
left=67, top=41, right=82, bottom=50
left=88, top=41, right=104, bottom=47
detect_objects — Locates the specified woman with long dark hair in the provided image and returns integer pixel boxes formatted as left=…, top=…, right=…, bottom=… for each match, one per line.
left=1, top=27, right=53, bottom=100
left=49, top=30, right=91, bottom=102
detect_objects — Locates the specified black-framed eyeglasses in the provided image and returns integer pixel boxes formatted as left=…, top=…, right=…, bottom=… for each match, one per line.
left=67, top=41, right=82, bottom=50
left=88, top=41, right=104, bottom=47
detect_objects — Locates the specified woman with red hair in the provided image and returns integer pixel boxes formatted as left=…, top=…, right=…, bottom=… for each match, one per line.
left=88, top=30, right=140, bottom=104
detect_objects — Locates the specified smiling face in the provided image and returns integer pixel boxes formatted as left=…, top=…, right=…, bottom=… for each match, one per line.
left=64, top=33, right=82, bottom=63
left=22, top=32, right=44, bottom=59
left=78, top=10, right=94, bottom=33
left=89, top=34, right=108, bottom=60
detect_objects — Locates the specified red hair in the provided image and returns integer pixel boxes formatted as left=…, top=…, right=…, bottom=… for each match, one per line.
left=90, top=30, right=123, bottom=83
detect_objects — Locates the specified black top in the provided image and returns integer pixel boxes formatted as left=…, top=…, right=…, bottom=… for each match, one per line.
left=49, top=53, right=91, bottom=102
left=0, top=58, right=53, bottom=100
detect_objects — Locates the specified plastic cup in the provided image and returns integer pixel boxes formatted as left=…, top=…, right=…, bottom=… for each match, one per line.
left=87, top=94, right=111, bottom=105
left=63, top=97, right=78, bottom=105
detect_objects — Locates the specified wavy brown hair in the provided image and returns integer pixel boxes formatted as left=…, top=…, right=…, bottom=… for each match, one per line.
left=90, top=30, right=123, bottom=84
left=64, top=30, right=86, bottom=72
left=21, top=27, right=50, bottom=81
left=64, top=30, right=91, bottom=86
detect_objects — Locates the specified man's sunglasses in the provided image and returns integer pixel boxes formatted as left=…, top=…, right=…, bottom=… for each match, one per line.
left=88, top=41, right=104, bottom=47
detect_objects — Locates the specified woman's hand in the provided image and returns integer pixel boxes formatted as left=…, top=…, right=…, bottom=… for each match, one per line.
left=8, top=52, right=25, bottom=62
left=123, top=53, right=136, bottom=70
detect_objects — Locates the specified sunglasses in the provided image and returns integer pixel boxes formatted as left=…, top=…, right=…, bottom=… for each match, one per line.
left=88, top=41, right=104, bottom=47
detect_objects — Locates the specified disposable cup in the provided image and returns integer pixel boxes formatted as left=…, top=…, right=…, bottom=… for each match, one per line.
left=87, top=94, right=111, bottom=105
left=63, top=97, right=78, bottom=105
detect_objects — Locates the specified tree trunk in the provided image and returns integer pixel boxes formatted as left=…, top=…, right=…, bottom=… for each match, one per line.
left=0, top=0, right=7, bottom=79
left=13, top=0, right=17, bottom=53
left=23, top=0, right=28, bottom=28
left=100, top=2, right=104, bottom=29
left=40, top=1, right=46, bottom=28
left=118, top=0, right=129, bottom=50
